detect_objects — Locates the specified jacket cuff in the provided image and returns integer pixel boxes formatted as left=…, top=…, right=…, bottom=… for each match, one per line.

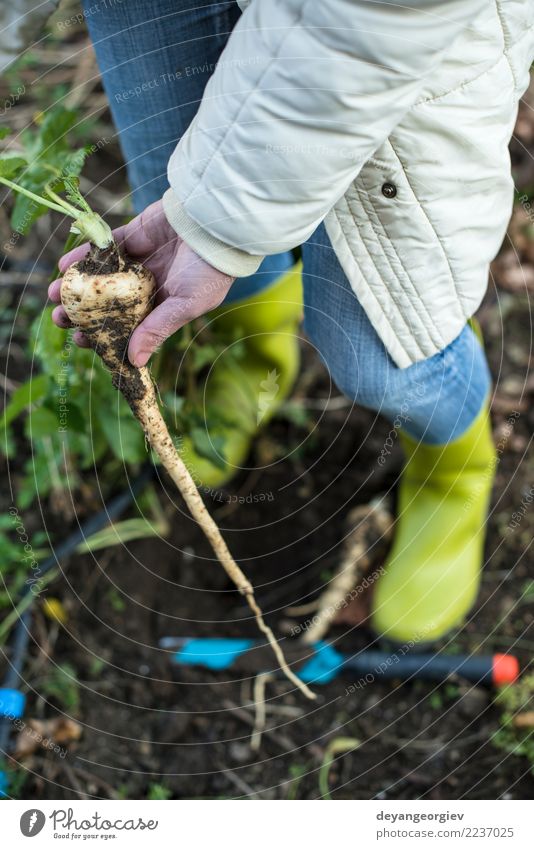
left=162, top=188, right=264, bottom=278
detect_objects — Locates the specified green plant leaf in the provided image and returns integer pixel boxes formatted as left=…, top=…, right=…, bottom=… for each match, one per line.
left=56, top=401, right=87, bottom=434
left=0, top=154, right=27, bottom=179
left=190, top=427, right=227, bottom=470
left=162, top=391, right=185, bottom=417
left=277, top=400, right=313, bottom=429
left=31, top=308, right=70, bottom=375
left=63, top=173, right=90, bottom=211
left=38, top=105, right=78, bottom=154
left=63, top=148, right=88, bottom=177
left=147, top=783, right=172, bottom=801
left=106, top=588, right=126, bottom=613
left=10, top=191, right=47, bottom=235
left=76, top=516, right=169, bottom=554
left=189, top=342, right=224, bottom=373
left=0, top=373, right=49, bottom=429
left=9, top=106, right=83, bottom=234
left=99, top=408, right=146, bottom=464
left=40, top=662, right=80, bottom=713
left=24, top=406, right=58, bottom=439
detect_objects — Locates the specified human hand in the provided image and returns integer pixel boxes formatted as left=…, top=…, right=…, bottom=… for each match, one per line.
left=48, top=200, right=235, bottom=367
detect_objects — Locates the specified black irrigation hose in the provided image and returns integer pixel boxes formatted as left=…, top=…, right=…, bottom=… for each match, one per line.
left=0, top=463, right=154, bottom=769
left=0, top=609, right=32, bottom=759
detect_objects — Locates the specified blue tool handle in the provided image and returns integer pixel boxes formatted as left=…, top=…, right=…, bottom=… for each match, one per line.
left=0, top=688, right=26, bottom=720
left=173, top=638, right=255, bottom=670
left=0, top=688, right=26, bottom=798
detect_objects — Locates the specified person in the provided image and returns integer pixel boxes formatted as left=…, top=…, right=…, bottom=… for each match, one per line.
left=50, top=0, right=534, bottom=644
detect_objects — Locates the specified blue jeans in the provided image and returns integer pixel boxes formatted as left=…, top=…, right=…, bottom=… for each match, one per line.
left=84, top=0, right=490, bottom=444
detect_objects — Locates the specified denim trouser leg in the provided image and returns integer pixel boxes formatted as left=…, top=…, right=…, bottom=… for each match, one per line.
left=82, top=0, right=293, bottom=300
left=302, top=224, right=491, bottom=444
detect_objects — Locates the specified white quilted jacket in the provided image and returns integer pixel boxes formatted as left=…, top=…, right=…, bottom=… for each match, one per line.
left=163, top=0, right=534, bottom=367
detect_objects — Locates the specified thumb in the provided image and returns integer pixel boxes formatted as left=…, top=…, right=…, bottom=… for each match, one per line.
left=128, top=296, right=197, bottom=367
left=128, top=242, right=236, bottom=366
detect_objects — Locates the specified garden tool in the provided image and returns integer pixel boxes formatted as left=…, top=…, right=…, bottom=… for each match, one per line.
left=159, top=637, right=518, bottom=688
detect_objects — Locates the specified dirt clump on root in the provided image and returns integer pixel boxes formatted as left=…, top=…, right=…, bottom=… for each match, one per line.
left=86, top=315, right=148, bottom=408
left=79, top=243, right=121, bottom=275
left=79, top=243, right=142, bottom=276
left=111, top=360, right=147, bottom=409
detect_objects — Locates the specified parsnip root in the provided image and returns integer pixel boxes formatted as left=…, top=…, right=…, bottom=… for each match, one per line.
left=61, top=244, right=315, bottom=700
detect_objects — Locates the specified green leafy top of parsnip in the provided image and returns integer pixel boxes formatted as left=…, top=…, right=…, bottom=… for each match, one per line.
left=0, top=106, right=112, bottom=249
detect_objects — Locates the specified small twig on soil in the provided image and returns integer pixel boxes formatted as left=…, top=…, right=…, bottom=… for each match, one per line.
left=250, top=671, right=274, bottom=752
left=0, top=270, right=51, bottom=288
left=285, top=599, right=320, bottom=616
left=513, top=712, right=534, bottom=729
left=222, top=698, right=296, bottom=752
left=298, top=395, right=352, bottom=411
left=221, top=768, right=260, bottom=799
left=0, top=371, right=19, bottom=392
left=61, top=760, right=89, bottom=800
left=300, top=498, right=393, bottom=645
left=71, top=766, right=121, bottom=799
left=64, top=44, right=100, bottom=110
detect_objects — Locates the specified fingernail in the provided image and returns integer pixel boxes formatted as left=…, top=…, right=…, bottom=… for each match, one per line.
left=48, top=280, right=62, bottom=302
left=131, top=351, right=149, bottom=367
left=51, top=306, right=69, bottom=327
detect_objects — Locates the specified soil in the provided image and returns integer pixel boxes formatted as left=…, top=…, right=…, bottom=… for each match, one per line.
left=78, top=244, right=140, bottom=276
left=6, top=327, right=534, bottom=800
left=78, top=244, right=121, bottom=276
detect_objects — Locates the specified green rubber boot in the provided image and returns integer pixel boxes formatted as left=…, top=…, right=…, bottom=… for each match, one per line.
left=371, top=402, right=496, bottom=643
left=179, top=264, right=302, bottom=488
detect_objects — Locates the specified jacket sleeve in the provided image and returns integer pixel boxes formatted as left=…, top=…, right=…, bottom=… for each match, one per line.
left=163, top=0, right=487, bottom=277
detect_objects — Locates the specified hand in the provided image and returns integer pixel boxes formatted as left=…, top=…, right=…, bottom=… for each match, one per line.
left=48, top=200, right=236, bottom=367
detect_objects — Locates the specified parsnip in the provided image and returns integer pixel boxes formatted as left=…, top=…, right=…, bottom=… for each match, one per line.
left=61, top=243, right=315, bottom=700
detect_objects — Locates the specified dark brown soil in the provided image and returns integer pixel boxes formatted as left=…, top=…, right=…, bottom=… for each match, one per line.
left=78, top=243, right=122, bottom=276
left=7, top=322, right=534, bottom=800
left=79, top=244, right=141, bottom=277
left=90, top=315, right=148, bottom=408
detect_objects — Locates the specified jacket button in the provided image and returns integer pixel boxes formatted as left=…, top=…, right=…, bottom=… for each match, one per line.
left=381, top=182, right=397, bottom=199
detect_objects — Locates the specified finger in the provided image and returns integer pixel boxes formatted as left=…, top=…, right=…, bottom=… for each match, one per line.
left=128, top=297, right=197, bottom=367
left=73, top=330, right=91, bottom=348
left=51, top=305, right=73, bottom=328
left=59, top=242, right=90, bottom=273
left=48, top=279, right=62, bottom=303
